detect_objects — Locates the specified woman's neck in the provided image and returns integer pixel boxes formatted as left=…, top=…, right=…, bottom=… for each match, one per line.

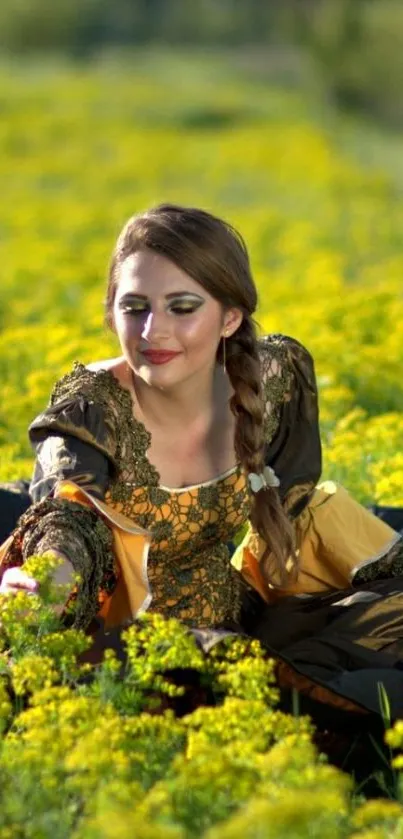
left=131, top=364, right=231, bottom=429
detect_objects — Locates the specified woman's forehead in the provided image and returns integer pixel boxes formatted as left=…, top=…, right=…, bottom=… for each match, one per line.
left=116, top=250, right=210, bottom=299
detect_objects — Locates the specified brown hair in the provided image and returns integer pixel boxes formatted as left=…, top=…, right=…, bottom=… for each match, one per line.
left=105, top=203, right=295, bottom=584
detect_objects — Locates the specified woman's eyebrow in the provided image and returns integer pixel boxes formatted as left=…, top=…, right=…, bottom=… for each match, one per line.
left=166, top=292, right=205, bottom=300
left=119, top=292, right=205, bottom=302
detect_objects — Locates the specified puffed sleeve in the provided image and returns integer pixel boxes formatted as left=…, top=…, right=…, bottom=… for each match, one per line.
left=258, top=334, right=322, bottom=516
left=29, top=399, right=116, bottom=502
left=1, top=363, right=121, bottom=627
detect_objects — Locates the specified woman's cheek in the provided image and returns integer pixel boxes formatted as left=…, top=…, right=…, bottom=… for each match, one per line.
left=177, top=312, right=218, bottom=346
left=116, top=314, right=142, bottom=345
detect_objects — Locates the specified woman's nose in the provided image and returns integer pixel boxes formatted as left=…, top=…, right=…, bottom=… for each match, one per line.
left=141, top=311, right=170, bottom=341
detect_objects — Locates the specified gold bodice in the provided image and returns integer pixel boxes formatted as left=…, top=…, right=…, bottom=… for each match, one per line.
left=105, top=466, right=250, bottom=625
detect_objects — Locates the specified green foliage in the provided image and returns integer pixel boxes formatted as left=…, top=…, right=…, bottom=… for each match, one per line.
left=0, top=1, right=279, bottom=53
left=0, top=555, right=400, bottom=836
left=1, top=1, right=403, bottom=127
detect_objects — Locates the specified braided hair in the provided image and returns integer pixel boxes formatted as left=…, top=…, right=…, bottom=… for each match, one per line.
left=105, top=203, right=295, bottom=583
left=224, top=317, right=295, bottom=582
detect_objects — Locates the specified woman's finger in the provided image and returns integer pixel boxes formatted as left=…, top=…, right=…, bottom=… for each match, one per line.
left=0, top=568, right=39, bottom=594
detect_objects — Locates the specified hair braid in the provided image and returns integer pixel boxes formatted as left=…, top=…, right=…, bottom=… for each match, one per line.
left=225, top=317, right=296, bottom=585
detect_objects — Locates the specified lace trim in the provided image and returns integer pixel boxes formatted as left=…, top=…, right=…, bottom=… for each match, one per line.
left=50, top=362, right=160, bottom=504
left=350, top=535, right=403, bottom=586
left=159, top=464, right=239, bottom=493
left=258, top=336, right=293, bottom=443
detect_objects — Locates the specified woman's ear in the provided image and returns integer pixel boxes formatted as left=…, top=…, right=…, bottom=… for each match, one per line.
left=222, top=308, right=243, bottom=338
left=105, top=310, right=117, bottom=333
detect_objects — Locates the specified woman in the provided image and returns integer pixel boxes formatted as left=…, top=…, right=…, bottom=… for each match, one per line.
left=1, top=204, right=402, bottom=719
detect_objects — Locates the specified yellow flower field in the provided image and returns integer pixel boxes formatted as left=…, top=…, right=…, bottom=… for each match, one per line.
left=1, top=55, right=402, bottom=507
left=0, top=48, right=403, bottom=836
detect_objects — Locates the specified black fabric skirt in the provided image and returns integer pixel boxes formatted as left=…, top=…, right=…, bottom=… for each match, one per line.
left=0, top=482, right=31, bottom=542
left=242, top=576, right=403, bottom=715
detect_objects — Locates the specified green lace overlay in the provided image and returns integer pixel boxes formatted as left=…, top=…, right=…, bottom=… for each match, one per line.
left=50, top=362, right=160, bottom=499
left=352, top=538, right=403, bottom=586
left=141, top=470, right=250, bottom=626
left=258, top=336, right=293, bottom=443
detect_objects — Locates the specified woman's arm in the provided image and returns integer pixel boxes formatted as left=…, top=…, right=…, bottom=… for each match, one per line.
left=1, top=369, right=119, bottom=627
left=255, top=337, right=402, bottom=596
left=259, top=334, right=322, bottom=512
left=1, top=476, right=117, bottom=628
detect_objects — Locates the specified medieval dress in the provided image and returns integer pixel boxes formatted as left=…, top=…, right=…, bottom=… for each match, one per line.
left=1, top=334, right=403, bottom=728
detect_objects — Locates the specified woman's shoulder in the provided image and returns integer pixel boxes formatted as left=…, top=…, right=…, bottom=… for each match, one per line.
left=28, top=357, right=131, bottom=462
left=49, top=357, right=129, bottom=405
left=257, top=333, right=297, bottom=389
left=257, top=332, right=313, bottom=361
left=257, top=333, right=316, bottom=387
left=85, top=356, right=125, bottom=374
left=256, top=333, right=318, bottom=444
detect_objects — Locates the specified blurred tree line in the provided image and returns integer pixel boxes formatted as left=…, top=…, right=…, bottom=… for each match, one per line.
left=1, top=0, right=403, bottom=125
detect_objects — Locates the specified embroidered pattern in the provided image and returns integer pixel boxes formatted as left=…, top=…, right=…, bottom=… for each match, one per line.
left=352, top=537, right=403, bottom=586
left=258, top=335, right=293, bottom=443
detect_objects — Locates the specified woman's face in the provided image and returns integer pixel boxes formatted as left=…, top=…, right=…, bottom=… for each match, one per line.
left=112, top=249, right=242, bottom=390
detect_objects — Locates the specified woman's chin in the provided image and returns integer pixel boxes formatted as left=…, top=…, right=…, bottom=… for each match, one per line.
left=136, top=363, right=184, bottom=388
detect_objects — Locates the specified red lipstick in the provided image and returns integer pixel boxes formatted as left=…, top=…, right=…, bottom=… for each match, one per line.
left=141, top=350, right=181, bottom=365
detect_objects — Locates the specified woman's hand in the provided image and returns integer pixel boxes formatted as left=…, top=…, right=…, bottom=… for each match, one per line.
left=0, top=554, right=75, bottom=616
left=0, top=567, right=39, bottom=595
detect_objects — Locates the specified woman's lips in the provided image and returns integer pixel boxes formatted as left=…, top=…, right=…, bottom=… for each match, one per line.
left=141, top=350, right=182, bottom=365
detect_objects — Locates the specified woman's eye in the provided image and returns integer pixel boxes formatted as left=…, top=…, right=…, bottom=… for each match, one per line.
left=120, top=304, right=199, bottom=316
left=170, top=306, right=197, bottom=315
left=122, top=307, right=147, bottom=315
